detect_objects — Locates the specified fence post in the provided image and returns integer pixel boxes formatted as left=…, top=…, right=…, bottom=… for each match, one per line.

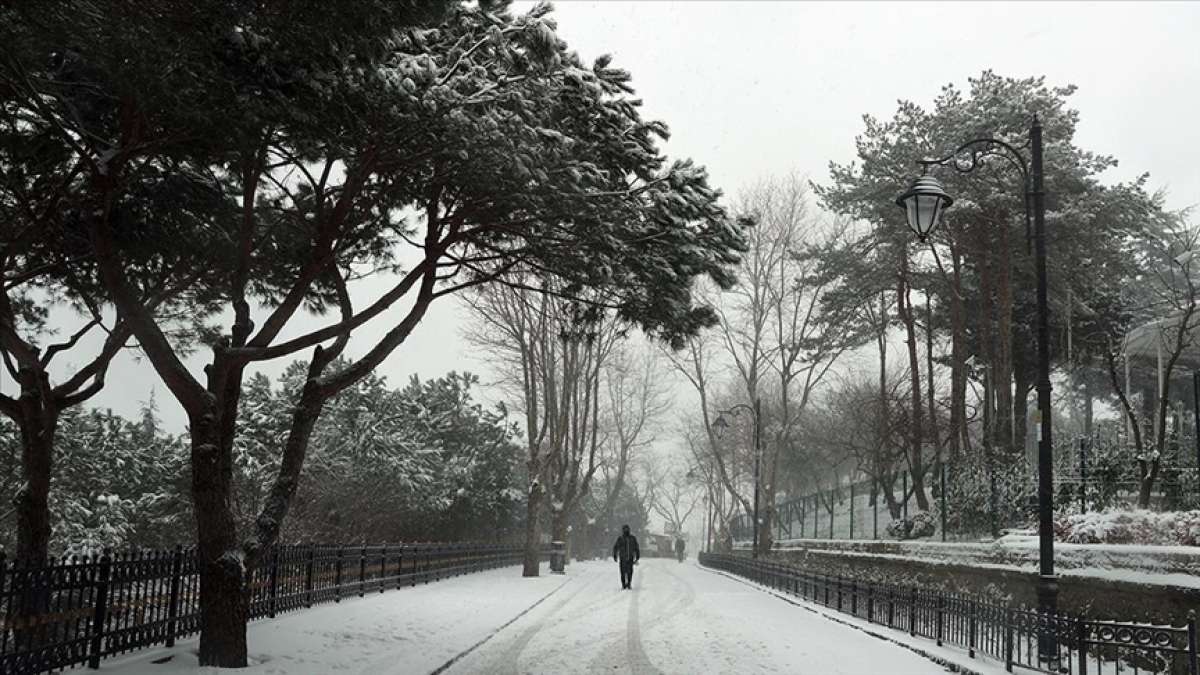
left=935, top=592, right=944, bottom=647
left=165, top=545, right=183, bottom=647
left=836, top=575, right=843, bottom=612
left=850, top=579, right=857, bottom=615
left=87, top=549, right=113, bottom=669
left=867, top=583, right=874, bottom=623
left=380, top=546, right=387, bottom=593
left=1005, top=608, right=1015, bottom=672
left=398, top=546, right=405, bottom=589
left=334, top=546, right=343, bottom=602
left=969, top=601, right=977, bottom=659
left=887, top=586, right=895, bottom=628
left=1187, top=610, right=1197, bottom=675
left=909, top=587, right=917, bottom=636
left=1076, top=616, right=1088, bottom=675
left=305, top=544, right=316, bottom=608
left=268, top=546, right=280, bottom=618
left=358, top=545, right=367, bottom=597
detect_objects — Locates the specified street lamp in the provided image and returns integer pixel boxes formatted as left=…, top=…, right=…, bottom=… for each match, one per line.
left=897, top=116, right=1058, bottom=664
left=712, top=398, right=762, bottom=558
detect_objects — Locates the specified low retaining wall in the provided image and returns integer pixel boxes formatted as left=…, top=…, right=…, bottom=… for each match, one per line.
left=750, top=538, right=1200, bottom=623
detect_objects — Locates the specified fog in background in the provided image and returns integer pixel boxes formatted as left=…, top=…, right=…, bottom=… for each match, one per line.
left=27, top=1, right=1200, bottom=436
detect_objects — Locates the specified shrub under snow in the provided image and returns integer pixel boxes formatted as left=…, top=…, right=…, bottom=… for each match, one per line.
left=885, top=511, right=938, bottom=540
left=1057, top=509, right=1200, bottom=546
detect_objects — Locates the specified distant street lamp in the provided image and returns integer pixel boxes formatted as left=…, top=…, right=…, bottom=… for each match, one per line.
left=897, top=116, right=1058, bottom=665
left=712, top=398, right=762, bottom=558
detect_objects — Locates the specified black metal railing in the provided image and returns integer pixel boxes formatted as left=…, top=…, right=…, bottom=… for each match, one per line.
left=700, top=552, right=1199, bottom=675
left=1, top=543, right=543, bottom=675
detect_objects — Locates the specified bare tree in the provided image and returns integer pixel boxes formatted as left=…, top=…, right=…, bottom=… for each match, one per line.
left=593, top=343, right=670, bottom=543
left=708, top=174, right=863, bottom=554
left=651, top=465, right=702, bottom=536
left=465, top=280, right=621, bottom=575
left=1103, top=223, right=1200, bottom=508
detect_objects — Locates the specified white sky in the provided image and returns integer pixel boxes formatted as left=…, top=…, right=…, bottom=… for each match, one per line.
left=25, top=0, right=1200, bottom=434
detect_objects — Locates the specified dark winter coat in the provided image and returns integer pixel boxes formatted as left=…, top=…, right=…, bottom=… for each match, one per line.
left=612, top=533, right=640, bottom=562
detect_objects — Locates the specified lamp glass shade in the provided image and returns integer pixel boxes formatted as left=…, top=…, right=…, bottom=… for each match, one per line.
left=896, top=175, right=953, bottom=240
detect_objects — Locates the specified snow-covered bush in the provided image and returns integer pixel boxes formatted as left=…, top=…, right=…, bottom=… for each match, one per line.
left=886, top=511, right=937, bottom=540
left=1057, top=509, right=1200, bottom=546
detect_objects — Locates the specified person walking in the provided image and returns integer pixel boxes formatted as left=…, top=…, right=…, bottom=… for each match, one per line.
left=612, top=524, right=640, bottom=589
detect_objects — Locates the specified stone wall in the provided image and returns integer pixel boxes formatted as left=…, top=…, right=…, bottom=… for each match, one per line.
left=746, top=540, right=1200, bottom=625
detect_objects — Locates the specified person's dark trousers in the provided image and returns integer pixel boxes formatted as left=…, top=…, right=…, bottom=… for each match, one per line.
left=619, top=559, right=634, bottom=588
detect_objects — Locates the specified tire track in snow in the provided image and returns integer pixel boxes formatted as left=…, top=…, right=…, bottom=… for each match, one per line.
left=582, top=560, right=687, bottom=674
left=463, top=565, right=609, bottom=674
left=624, top=576, right=662, bottom=675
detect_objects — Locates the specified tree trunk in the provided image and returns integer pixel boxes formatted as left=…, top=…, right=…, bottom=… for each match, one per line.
left=1012, top=345, right=1033, bottom=462
left=758, top=460, right=777, bottom=555
left=15, top=402, right=56, bottom=564
left=522, top=476, right=544, bottom=577
left=11, top=391, right=58, bottom=654
left=1138, top=458, right=1161, bottom=509
left=994, top=213, right=1015, bottom=453
left=550, top=504, right=569, bottom=545
left=1082, top=377, right=1094, bottom=437
left=948, top=229, right=967, bottom=459
left=926, top=294, right=939, bottom=468
left=191, top=413, right=249, bottom=667
left=898, top=251, right=929, bottom=511
left=880, top=472, right=902, bottom=520
left=979, top=247, right=995, bottom=449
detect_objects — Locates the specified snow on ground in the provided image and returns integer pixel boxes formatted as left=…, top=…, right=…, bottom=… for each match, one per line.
left=709, top=566, right=1012, bottom=675
left=99, top=566, right=571, bottom=675
left=447, top=559, right=961, bottom=674
left=99, top=558, right=973, bottom=674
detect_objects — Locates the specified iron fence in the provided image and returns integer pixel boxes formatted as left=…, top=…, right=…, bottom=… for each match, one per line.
left=1, top=542, right=541, bottom=675
left=700, top=552, right=1199, bottom=674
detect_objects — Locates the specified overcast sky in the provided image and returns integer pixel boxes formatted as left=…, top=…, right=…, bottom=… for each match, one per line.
left=33, top=1, right=1200, bottom=432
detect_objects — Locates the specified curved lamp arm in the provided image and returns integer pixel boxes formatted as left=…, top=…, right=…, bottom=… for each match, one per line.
left=918, top=136, right=1033, bottom=247
left=716, top=403, right=756, bottom=418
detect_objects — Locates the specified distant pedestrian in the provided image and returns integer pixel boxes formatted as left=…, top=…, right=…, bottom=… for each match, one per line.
left=674, top=536, right=685, bottom=562
left=612, top=524, right=640, bottom=589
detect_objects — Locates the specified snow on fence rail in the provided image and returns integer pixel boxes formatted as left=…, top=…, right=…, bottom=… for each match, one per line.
left=700, top=552, right=1199, bottom=675
left=0, top=543, right=543, bottom=675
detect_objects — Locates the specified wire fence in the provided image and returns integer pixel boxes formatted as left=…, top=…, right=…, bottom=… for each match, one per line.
left=700, top=552, right=1199, bottom=675
left=1, top=542, right=542, bottom=675
left=731, top=442, right=1200, bottom=544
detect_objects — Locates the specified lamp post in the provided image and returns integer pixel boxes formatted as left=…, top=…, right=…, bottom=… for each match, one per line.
left=712, top=398, right=762, bottom=558
left=897, top=116, right=1058, bottom=664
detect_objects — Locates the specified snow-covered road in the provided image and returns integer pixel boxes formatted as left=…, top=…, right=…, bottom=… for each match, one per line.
left=445, top=559, right=951, bottom=674
left=104, top=558, right=969, bottom=674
